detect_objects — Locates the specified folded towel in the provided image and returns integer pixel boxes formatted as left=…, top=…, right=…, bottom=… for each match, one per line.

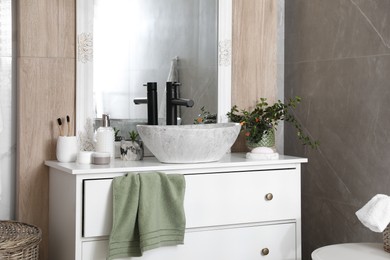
left=109, top=173, right=141, bottom=258
left=356, top=194, right=390, bottom=232
left=138, top=172, right=186, bottom=252
left=108, top=172, right=186, bottom=259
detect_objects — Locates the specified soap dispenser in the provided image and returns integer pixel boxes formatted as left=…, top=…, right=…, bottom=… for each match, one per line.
left=95, top=114, right=115, bottom=159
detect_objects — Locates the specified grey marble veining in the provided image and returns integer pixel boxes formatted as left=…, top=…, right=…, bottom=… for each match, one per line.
left=285, top=0, right=390, bottom=64
left=285, top=0, right=390, bottom=259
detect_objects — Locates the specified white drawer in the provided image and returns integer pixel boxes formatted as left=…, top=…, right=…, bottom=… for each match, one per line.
left=185, top=169, right=300, bottom=228
left=83, top=179, right=113, bottom=237
left=82, top=169, right=300, bottom=237
left=82, top=222, right=297, bottom=260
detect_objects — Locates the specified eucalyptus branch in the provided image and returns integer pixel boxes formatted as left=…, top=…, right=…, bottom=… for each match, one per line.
left=284, top=113, right=319, bottom=149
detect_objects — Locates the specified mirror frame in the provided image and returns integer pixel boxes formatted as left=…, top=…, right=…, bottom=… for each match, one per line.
left=76, top=0, right=232, bottom=132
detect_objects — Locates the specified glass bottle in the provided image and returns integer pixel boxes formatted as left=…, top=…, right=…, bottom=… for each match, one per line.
left=95, top=114, right=115, bottom=159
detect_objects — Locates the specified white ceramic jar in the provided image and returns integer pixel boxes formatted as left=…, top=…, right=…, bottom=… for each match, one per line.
left=56, top=136, right=78, bottom=163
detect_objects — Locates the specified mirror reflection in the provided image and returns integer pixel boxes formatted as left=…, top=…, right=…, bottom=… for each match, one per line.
left=93, top=0, right=218, bottom=126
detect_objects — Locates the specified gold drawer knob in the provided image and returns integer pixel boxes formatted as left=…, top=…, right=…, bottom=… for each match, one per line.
left=261, top=248, right=270, bottom=256
left=265, top=193, right=273, bottom=201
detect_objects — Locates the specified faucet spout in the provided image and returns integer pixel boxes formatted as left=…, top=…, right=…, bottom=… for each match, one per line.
left=171, top=98, right=194, bottom=108
left=133, top=82, right=158, bottom=125
left=166, top=82, right=194, bottom=125
left=133, top=98, right=147, bottom=105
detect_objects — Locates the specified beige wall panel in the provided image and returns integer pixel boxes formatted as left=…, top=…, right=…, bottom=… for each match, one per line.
left=17, top=57, right=75, bottom=260
left=58, top=0, right=76, bottom=58
left=18, top=0, right=75, bottom=58
left=232, top=0, right=277, bottom=110
left=17, top=0, right=75, bottom=258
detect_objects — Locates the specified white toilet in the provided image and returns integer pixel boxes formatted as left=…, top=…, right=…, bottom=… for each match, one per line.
left=311, top=243, right=389, bottom=260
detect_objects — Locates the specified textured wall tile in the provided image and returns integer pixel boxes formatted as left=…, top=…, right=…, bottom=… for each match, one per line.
left=17, top=57, right=75, bottom=260
left=18, top=0, right=75, bottom=58
left=232, top=0, right=278, bottom=109
left=58, top=0, right=76, bottom=58
left=0, top=0, right=12, bottom=57
left=286, top=55, right=390, bottom=258
left=285, top=1, right=390, bottom=259
left=285, top=0, right=390, bottom=63
left=0, top=57, right=16, bottom=220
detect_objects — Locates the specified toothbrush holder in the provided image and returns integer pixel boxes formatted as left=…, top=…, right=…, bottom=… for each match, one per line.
left=56, top=136, right=78, bottom=163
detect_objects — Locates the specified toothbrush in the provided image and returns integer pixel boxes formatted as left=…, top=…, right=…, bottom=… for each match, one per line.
left=57, top=118, right=64, bottom=136
left=66, top=115, right=71, bottom=136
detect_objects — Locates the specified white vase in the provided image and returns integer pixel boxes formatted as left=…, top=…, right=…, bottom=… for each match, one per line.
left=56, top=136, right=78, bottom=163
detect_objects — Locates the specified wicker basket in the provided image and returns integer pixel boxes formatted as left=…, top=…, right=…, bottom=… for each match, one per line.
left=384, top=224, right=390, bottom=253
left=0, top=221, right=42, bottom=260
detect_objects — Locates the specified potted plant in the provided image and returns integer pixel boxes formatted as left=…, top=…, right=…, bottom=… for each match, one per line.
left=113, top=127, right=122, bottom=142
left=227, top=97, right=318, bottom=150
left=120, top=130, right=144, bottom=161
left=113, top=127, right=124, bottom=158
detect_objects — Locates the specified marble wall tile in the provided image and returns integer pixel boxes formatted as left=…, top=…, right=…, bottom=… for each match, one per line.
left=180, top=66, right=218, bottom=124
left=0, top=0, right=15, bottom=221
left=0, top=0, right=12, bottom=57
left=285, top=0, right=390, bottom=63
left=0, top=57, right=16, bottom=220
left=285, top=1, right=390, bottom=258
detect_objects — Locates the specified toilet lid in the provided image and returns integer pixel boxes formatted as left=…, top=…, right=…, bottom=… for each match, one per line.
left=312, top=243, right=389, bottom=260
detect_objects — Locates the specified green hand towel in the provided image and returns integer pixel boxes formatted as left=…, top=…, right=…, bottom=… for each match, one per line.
left=108, top=173, right=141, bottom=259
left=108, top=172, right=186, bottom=259
left=138, top=172, right=186, bottom=253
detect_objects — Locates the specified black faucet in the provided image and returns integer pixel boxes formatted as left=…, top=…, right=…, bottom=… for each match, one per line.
left=133, top=82, right=158, bottom=125
left=166, top=82, right=194, bottom=125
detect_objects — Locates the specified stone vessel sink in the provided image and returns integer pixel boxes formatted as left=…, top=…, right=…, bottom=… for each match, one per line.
left=137, top=123, right=241, bottom=163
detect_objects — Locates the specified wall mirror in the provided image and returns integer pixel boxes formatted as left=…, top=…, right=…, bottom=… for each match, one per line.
left=76, top=0, right=232, bottom=133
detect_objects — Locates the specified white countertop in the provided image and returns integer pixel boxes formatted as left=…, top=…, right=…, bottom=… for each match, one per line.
left=45, top=153, right=307, bottom=175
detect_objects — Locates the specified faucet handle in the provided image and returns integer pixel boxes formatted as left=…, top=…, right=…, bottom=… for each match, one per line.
left=167, top=81, right=181, bottom=86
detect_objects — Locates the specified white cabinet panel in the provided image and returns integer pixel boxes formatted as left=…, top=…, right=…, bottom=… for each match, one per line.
left=82, top=223, right=296, bottom=260
left=185, top=169, right=300, bottom=228
left=82, top=240, right=108, bottom=260
left=83, top=179, right=113, bottom=237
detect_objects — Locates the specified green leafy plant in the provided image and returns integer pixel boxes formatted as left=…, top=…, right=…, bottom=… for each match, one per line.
left=227, top=97, right=319, bottom=149
left=113, top=127, right=122, bottom=142
left=128, top=130, right=139, bottom=142
left=194, top=106, right=217, bottom=124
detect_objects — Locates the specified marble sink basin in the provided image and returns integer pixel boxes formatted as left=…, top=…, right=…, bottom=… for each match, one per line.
left=137, top=123, right=241, bottom=163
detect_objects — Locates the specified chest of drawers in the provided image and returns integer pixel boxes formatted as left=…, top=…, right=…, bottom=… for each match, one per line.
left=46, top=153, right=306, bottom=260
